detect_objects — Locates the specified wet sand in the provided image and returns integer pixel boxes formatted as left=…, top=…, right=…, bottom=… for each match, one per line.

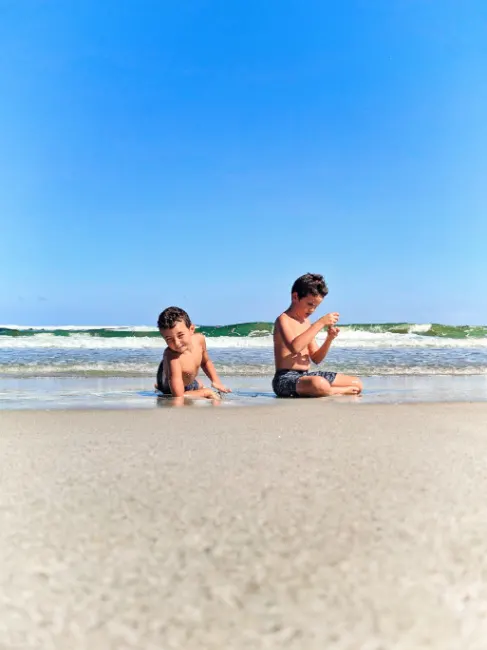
left=1, top=374, right=487, bottom=409
left=2, top=402, right=487, bottom=649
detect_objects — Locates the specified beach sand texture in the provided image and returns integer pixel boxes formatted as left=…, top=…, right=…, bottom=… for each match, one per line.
left=2, top=402, right=487, bottom=649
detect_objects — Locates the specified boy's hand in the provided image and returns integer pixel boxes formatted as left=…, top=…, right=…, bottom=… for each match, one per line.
left=320, top=312, right=340, bottom=327
left=202, top=388, right=221, bottom=399
left=211, top=381, right=232, bottom=393
left=327, top=326, right=340, bottom=340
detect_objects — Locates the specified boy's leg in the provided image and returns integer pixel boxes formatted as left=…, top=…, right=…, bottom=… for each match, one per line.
left=296, top=375, right=333, bottom=397
left=297, top=373, right=362, bottom=397
left=331, top=373, right=363, bottom=393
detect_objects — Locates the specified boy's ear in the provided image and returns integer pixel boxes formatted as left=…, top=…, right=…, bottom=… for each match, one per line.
left=291, top=292, right=299, bottom=304
left=189, top=324, right=195, bottom=333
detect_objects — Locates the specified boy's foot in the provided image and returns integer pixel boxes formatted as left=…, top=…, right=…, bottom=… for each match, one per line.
left=340, top=385, right=361, bottom=395
left=329, top=385, right=361, bottom=396
left=202, top=388, right=221, bottom=400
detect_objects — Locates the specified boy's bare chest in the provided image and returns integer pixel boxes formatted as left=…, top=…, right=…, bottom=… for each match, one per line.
left=177, top=347, right=203, bottom=374
left=294, top=320, right=309, bottom=335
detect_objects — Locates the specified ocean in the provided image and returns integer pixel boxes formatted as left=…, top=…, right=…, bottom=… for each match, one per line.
left=1, top=323, right=486, bottom=408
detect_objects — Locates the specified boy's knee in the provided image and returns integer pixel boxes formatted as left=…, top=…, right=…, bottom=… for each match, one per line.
left=351, top=377, right=363, bottom=392
left=310, top=376, right=332, bottom=396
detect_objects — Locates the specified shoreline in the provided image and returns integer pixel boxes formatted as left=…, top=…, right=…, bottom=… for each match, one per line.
left=0, top=374, right=486, bottom=409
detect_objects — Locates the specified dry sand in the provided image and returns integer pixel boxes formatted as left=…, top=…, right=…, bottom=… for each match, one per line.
left=1, top=401, right=487, bottom=649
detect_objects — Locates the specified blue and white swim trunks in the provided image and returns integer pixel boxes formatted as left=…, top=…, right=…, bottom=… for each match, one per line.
left=272, top=369, right=337, bottom=398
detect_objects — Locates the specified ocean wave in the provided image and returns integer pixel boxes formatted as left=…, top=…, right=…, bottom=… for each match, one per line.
left=2, top=330, right=487, bottom=349
left=2, top=322, right=487, bottom=339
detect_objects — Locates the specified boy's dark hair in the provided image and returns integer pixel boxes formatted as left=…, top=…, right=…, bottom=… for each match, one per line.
left=291, top=273, right=328, bottom=299
left=157, top=306, right=192, bottom=330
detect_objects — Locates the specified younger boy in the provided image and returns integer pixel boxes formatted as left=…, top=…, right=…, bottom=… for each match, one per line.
left=156, top=306, right=231, bottom=400
left=273, top=273, right=362, bottom=398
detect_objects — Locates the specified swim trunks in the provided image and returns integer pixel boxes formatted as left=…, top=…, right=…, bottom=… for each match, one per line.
left=156, top=360, right=200, bottom=395
left=272, top=369, right=337, bottom=398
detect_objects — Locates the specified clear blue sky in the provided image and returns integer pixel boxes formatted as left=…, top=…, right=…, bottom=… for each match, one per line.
left=1, top=0, right=486, bottom=326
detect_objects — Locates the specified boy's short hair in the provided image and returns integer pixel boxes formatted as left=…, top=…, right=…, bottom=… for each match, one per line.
left=157, top=306, right=192, bottom=330
left=291, top=273, right=328, bottom=299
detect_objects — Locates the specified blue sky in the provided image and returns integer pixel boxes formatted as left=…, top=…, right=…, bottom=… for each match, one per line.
left=1, top=0, right=486, bottom=325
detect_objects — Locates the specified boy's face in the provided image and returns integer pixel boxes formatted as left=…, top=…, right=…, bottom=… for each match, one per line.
left=160, top=320, right=195, bottom=353
left=291, top=292, right=323, bottom=319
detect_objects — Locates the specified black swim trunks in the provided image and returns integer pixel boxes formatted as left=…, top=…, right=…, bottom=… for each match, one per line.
left=272, top=369, right=338, bottom=398
left=156, top=360, right=200, bottom=395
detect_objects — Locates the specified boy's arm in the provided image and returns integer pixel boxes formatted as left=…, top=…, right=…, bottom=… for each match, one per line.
left=168, top=357, right=219, bottom=399
left=277, top=312, right=339, bottom=355
left=310, top=328, right=335, bottom=364
left=200, top=336, right=232, bottom=393
left=167, top=357, right=186, bottom=397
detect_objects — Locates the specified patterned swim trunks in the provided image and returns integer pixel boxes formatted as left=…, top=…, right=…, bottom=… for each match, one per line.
left=156, top=360, right=200, bottom=395
left=272, top=369, right=338, bottom=398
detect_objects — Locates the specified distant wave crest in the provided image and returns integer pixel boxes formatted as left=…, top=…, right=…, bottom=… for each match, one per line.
left=1, top=322, right=486, bottom=340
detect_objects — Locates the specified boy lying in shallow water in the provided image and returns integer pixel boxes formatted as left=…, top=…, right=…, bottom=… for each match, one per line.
left=155, top=306, right=231, bottom=400
left=273, top=273, right=363, bottom=397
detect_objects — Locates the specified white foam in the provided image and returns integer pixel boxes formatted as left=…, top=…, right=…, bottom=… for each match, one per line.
left=0, top=333, right=164, bottom=350
left=1, top=328, right=486, bottom=349
left=409, top=323, right=433, bottom=333
left=2, top=362, right=487, bottom=377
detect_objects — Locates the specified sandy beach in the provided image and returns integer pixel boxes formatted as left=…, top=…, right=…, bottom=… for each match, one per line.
left=2, top=401, right=487, bottom=649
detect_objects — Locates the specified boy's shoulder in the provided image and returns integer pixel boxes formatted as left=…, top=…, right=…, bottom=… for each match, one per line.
left=190, top=332, right=207, bottom=354
left=273, top=312, right=285, bottom=333
left=193, top=332, right=206, bottom=347
left=274, top=311, right=301, bottom=338
left=275, top=311, right=302, bottom=326
left=163, top=347, right=178, bottom=362
left=275, top=311, right=310, bottom=331
left=275, top=311, right=289, bottom=324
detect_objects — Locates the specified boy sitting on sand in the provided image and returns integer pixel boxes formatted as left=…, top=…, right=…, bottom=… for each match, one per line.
left=155, top=306, right=231, bottom=400
left=273, top=273, right=362, bottom=397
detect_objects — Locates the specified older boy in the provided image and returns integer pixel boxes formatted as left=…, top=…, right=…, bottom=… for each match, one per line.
left=273, top=273, right=362, bottom=397
left=156, top=306, right=231, bottom=400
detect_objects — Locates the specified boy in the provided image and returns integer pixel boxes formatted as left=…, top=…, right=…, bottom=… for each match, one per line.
left=155, top=306, right=231, bottom=400
left=273, top=273, right=362, bottom=397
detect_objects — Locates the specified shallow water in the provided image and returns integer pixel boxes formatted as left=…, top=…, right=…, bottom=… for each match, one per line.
left=1, top=375, right=486, bottom=410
